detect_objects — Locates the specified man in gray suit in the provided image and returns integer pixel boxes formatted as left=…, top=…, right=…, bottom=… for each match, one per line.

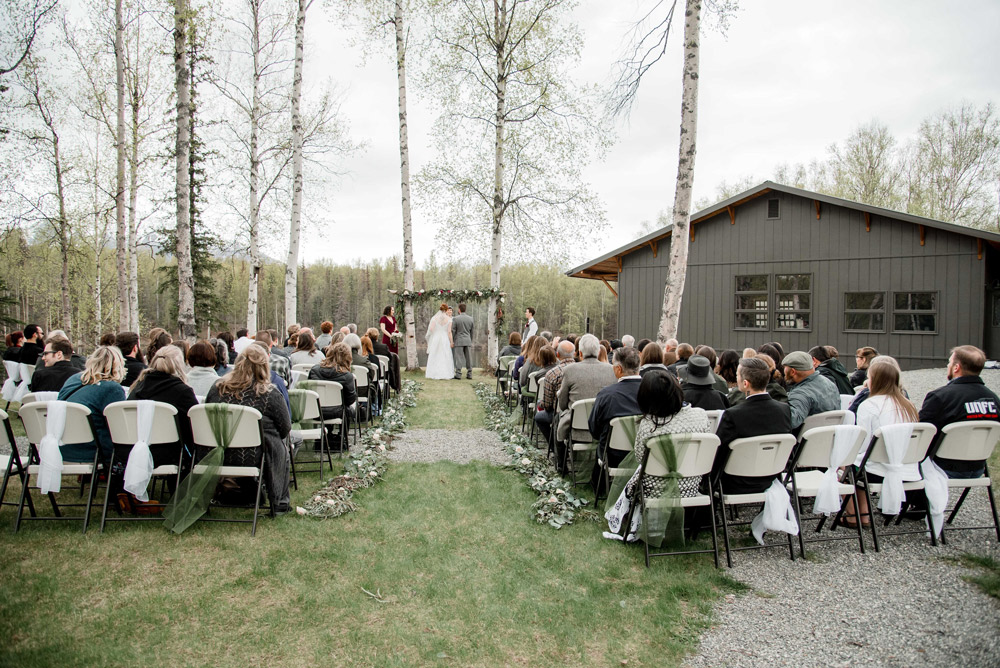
left=452, top=303, right=475, bottom=379
left=554, top=333, right=616, bottom=472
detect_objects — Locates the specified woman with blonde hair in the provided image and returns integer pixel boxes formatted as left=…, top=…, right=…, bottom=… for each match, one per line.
left=307, top=342, right=358, bottom=443
left=205, top=345, right=292, bottom=513
left=57, top=346, right=127, bottom=462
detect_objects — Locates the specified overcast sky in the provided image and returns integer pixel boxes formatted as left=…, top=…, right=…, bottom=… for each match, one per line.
left=302, top=0, right=1000, bottom=268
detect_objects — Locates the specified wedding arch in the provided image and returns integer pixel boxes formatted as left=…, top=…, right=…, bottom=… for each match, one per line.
left=387, top=288, right=507, bottom=335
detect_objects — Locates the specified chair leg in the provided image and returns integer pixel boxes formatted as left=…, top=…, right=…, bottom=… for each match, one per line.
left=947, top=488, right=972, bottom=524
left=791, top=485, right=806, bottom=559
left=13, top=466, right=32, bottom=532
left=287, top=436, right=298, bottom=491
left=986, top=482, right=1000, bottom=542
left=82, top=454, right=102, bottom=534
left=100, top=452, right=117, bottom=533
left=718, top=485, right=733, bottom=568
left=862, top=482, right=879, bottom=552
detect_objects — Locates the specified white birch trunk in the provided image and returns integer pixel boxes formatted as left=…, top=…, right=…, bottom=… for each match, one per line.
left=486, top=0, right=508, bottom=369
left=284, top=0, right=306, bottom=331
left=246, top=0, right=262, bottom=332
left=127, top=21, right=141, bottom=334
left=656, top=0, right=700, bottom=344
left=174, top=0, right=196, bottom=341
left=394, top=0, right=418, bottom=370
left=115, top=0, right=129, bottom=331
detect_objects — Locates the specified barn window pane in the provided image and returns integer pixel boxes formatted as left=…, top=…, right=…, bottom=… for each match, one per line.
left=845, top=292, right=884, bottom=311
left=892, top=292, right=937, bottom=334
left=736, top=275, right=768, bottom=292
left=775, top=274, right=811, bottom=331
left=734, top=275, right=768, bottom=330
left=844, top=292, right=886, bottom=332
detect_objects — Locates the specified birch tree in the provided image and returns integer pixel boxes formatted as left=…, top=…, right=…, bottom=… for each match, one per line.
left=115, top=0, right=129, bottom=330
left=0, top=0, right=57, bottom=77
left=174, top=0, right=197, bottom=340
left=422, top=0, right=606, bottom=367
left=284, top=0, right=310, bottom=330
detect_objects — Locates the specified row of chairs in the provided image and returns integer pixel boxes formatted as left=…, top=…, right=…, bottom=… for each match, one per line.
left=2, top=361, right=35, bottom=407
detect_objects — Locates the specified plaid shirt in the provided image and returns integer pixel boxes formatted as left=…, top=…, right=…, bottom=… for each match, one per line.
left=268, top=350, right=291, bottom=384
left=540, top=358, right=574, bottom=412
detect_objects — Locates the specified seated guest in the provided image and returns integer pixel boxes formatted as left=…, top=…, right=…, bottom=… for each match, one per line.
left=756, top=353, right=789, bottom=403
left=339, top=326, right=350, bottom=336
left=330, top=331, right=345, bottom=347
left=662, top=350, right=678, bottom=368
left=849, top=346, right=878, bottom=388
left=4, top=331, right=24, bottom=362
left=756, top=343, right=786, bottom=387
left=99, top=332, right=116, bottom=346
left=216, top=331, right=237, bottom=364
left=307, top=342, right=358, bottom=442
left=282, top=332, right=299, bottom=357
left=186, top=341, right=221, bottom=397
left=742, top=347, right=757, bottom=359
left=209, top=338, right=230, bottom=375
left=716, top=349, right=740, bottom=391
left=361, top=335, right=380, bottom=377
left=693, top=345, right=729, bottom=392
left=315, top=321, right=335, bottom=352
left=19, top=324, right=44, bottom=365
left=256, top=331, right=290, bottom=385
left=782, top=351, right=840, bottom=429
left=517, top=336, right=547, bottom=390
left=638, top=342, right=668, bottom=377
left=597, top=345, right=609, bottom=363
left=367, top=327, right=391, bottom=358
left=681, top=355, right=730, bottom=410
left=45, top=330, right=85, bottom=370
left=714, top=357, right=793, bottom=494
left=588, top=346, right=643, bottom=492
left=556, top=334, right=616, bottom=468
left=499, top=331, right=522, bottom=359
left=146, top=327, right=172, bottom=362
left=58, top=346, right=127, bottom=463
left=663, top=338, right=678, bottom=355
left=636, top=338, right=651, bottom=353
left=810, top=345, right=854, bottom=394
left=268, top=330, right=289, bottom=359
left=534, top=341, right=576, bottom=443
left=29, top=336, right=78, bottom=392
left=205, top=344, right=291, bottom=514
left=345, top=333, right=377, bottom=378
left=233, top=328, right=254, bottom=355
left=170, top=340, right=190, bottom=370
left=921, top=345, right=1000, bottom=478
left=621, top=334, right=635, bottom=349
left=116, top=332, right=147, bottom=387
left=285, top=323, right=300, bottom=348
left=289, top=331, right=323, bottom=367
left=848, top=355, right=909, bottom=414
left=667, top=342, right=693, bottom=376
left=605, top=369, right=710, bottom=541
left=129, top=346, right=199, bottom=450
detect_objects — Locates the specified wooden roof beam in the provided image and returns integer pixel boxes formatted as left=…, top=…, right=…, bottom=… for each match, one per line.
left=814, top=200, right=821, bottom=220
left=979, top=238, right=984, bottom=260
left=601, top=277, right=618, bottom=298
left=689, top=224, right=695, bottom=243
left=864, top=211, right=871, bottom=232
left=919, top=224, right=925, bottom=246
left=728, top=205, right=736, bottom=225
left=647, top=240, right=658, bottom=257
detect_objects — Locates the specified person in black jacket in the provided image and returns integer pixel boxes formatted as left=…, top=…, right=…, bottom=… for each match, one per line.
left=307, top=342, right=357, bottom=443
left=3, top=331, right=23, bottom=362
left=681, top=355, right=730, bottom=410
left=920, top=345, right=1000, bottom=478
left=714, top=357, right=793, bottom=494
left=18, top=324, right=44, bottom=365
left=128, top=346, right=199, bottom=455
left=810, top=345, right=854, bottom=395
left=29, top=337, right=78, bottom=392
left=116, top=331, right=147, bottom=388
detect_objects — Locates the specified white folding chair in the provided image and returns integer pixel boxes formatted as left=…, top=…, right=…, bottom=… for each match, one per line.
left=188, top=404, right=269, bottom=535
left=15, top=401, right=100, bottom=533
left=566, top=398, right=596, bottom=487
left=292, top=363, right=315, bottom=374
left=376, top=355, right=390, bottom=408
left=785, top=425, right=868, bottom=557
left=856, top=422, right=937, bottom=550
left=932, top=420, right=1000, bottom=542
left=520, top=370, right=541, bottom=432
left=839, top=394, right=856, bottom=411
left=595, top=414, right=641, bottom=507
left=716, top=433, right=798, bottom=567
left=12, top=363, right=34, bottom=403
left=2, top=360, right=21, bottom=407
left=288, top=370, right=307, bottom=390
left=305, top=380, right=349, bottom=456
left=353, top=365, right=373, bottom=429
left=286, top=388, right=332, bottom=486
left=0, top=409, right=36, bottom=517
left=638, top=432, right=721, bottom=568
left=704, top=410, right=724, bottom=434
left=21, top=392, right=59, bottom=405
left=530, top=376, right=546, bottom=445
left=100, top=401, right=185, bottom=531
left=797, top=410, right=854, bottom=441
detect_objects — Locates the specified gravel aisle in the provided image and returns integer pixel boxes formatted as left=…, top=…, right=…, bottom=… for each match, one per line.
left=387, top=428, right=507, bottom=465
left=684, top=368, right=1000, bottom=668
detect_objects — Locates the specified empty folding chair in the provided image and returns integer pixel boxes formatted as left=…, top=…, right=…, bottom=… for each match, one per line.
left=0, top=409, right=36, bottom=517
left=704, top=410, right=724, bottom=434
left=785, top=424, right=868, bottom=557
left=286, top=388, right=332, bottom=486
left=635, top=432, right=721, bottom=568
left=716, top=433, right=798, bottom=567
left=12, top=363, right=34, bottom=403
left=353, top=365, right=374, bottom=429
left=2, top=361, right=20, bottom=408
left=15, top=401, right=100, bottom=533
left=855, top=422, right=937, bottom=551
left=376, top=355, right=390, bottom=408
left=520, top=371, right=541, bottom=432
left=530, top=376, right=546, bottom=445
left=100, top=401, right=185, bottom=531
left=305, top=380, right=349, bottom=456
left=496, top=354, right=517, bottom=398
left=594, top=414, right=640, bottom=507
left=566, top=398, right=596, bottom=487
left=929, top=420, right=1000, bottom=542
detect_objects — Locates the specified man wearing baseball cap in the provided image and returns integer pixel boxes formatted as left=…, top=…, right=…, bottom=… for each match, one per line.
left=782, top=350, right=840, bottom=429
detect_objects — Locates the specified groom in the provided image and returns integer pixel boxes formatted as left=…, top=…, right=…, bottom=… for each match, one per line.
left=452, top=303, right=474, bottom=379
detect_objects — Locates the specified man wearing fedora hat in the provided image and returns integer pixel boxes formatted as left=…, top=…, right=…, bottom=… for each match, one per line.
left=681, top=355, right=730, bottom=410
left=782, top=350, right=840, bottom=429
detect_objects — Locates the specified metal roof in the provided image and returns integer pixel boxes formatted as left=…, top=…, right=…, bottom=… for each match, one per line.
left=567, top=181, right=1000, bottom=281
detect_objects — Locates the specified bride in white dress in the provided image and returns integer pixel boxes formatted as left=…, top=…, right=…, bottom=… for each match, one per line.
left=425, top=304, right=455, bottom=380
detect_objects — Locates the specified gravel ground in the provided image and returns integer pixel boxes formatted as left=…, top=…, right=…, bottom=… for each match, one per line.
left=386, top=428, right=508, bottom=465
left=684, top=367, right=1000, bottom=668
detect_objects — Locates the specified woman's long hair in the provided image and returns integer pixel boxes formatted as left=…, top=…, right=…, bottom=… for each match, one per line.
left=134, top=345, right=188, bottom=386
left=146, top=327, right=172, bottom=362
left=320, top=342, right=352, bottom=372
left=637, top=369, right=684, bottom=428
left=81, top=346, right=126, bottom=385
left=524, top=335, right=546, bottom=366
left=295, top=331, right=316, bottom=353
left=215, top=344, right=272, bottom=398
left=867, top=358, right=917, bottom=422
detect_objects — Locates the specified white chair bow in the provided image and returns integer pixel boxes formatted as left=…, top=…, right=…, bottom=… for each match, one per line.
left=123, top=401, right=156, bottom=502
left=37, top=400, right=68, bottom=494
left=1, top=360, right=20, bottom=401
left=920, top=457, right=949, bottom=539
left=751, top=478, right=800, bottom=544
left=813, top=425, right=857, bottom=516
left=12, top=363, right=33, bottom=403
left=878, top=423, right=913, bottom=515
left=32, top=391, right=59, bottom=402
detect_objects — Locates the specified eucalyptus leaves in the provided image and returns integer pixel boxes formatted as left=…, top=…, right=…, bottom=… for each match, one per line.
left=475, top=383, right=598, bottom=529
left=298, top=379, right=421, bottom=519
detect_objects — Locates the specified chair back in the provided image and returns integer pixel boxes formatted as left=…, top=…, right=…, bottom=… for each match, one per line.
left=0, top=409, right=15, bottom=450
left=376, top=355, right=389, bottom=375
left=536, top=376, right=546, bottom=404
left=608, top=415, right=640, bottom=453
left=292, top=363, right=314, bottom=374
left=935, top=420, right=1000, bottom=462
left=352, top=365, right=370, bottom=390
left=570, top=398, right=595, bottom=431
left=645, top=433, right=720, bottom=478
left=289, top=369, right=307, bottom=389
left=19, top=363, right=35, bottom=383
left=286, top=389, right=322, bottom=421
left=794, top=425, right=867, bottom=469
left=840, top=394, right=856, bottom=410
left=798, top=409, right=854, bottom=437
left=104, top=401, right=180, bottom=445
left=188, top=404, right=262, bottom=449
left=2, top=361, right=19, bottom=383
left=497, top=355, right=516, bottom=376
left=22, top=392, right=59, bottom=404
left=305, top=380, right=344, bottom=410
left=868, top=423, right=936, bottom=466
left=703, top=409, right=723, bottom=434
left=723, top=434, right=797, bottom=477
left=526, top=370, right=541, bottom=395
left=19, top=401, right=95, bottom=446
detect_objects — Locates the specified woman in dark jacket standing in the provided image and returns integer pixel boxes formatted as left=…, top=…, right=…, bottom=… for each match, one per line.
left=128, top=346, right=199, bottom=451
left=307, top=343, right=357, bottom=442
left=3, top=331, right=23, bottom=362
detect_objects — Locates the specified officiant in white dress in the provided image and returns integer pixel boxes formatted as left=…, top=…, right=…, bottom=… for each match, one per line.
left=425, top=304, right=456, bottom=379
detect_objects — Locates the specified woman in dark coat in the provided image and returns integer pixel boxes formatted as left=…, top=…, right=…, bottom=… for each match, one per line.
left=307, top=342, right=358, bottom=442
left=128, top=346, right=199, bottom=454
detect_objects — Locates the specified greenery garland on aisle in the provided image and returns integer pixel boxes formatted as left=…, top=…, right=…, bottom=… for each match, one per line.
left=475, top=383, right=598, bottom=529
left=388, top=287, right=507, bottom=334
left=298, top=379, right=422, bottom=518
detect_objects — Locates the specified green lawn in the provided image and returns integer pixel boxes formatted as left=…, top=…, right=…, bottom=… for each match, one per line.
left=402, top=368, right=490, bottom=430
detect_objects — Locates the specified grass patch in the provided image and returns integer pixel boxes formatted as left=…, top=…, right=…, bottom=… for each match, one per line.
left=402, top=369, right=486, bottom=430
left=0, top=462, right=737, bottom=667
left=949, top=553, right=1000, bottom=600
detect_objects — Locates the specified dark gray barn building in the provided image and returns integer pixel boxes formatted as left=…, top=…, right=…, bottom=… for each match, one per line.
left=568, top=182, right=1000, bottom=370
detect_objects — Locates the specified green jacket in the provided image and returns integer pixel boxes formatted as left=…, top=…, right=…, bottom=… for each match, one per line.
left=787, top=371, right=840, bottom=428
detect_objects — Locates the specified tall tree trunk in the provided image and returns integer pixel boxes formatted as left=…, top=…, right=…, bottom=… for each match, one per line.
left=656, top=0, right=700, bottom=344
left=285, top=0, right=307, bottom=332
left=394, top=0, right=417, bottom=370
left=486, top=0, right=508, bottom=369
left=54, top=132, right=70, bottom=331
left=127, top=15, right=141, bottom=333
left=246, top=0, right=262, bottom=332
left=174, top=0, right=196, bottom=341
left=115, top=0, right=129, bottom=331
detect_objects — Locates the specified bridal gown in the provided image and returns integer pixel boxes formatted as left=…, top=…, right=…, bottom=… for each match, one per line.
left=425, top=313, right=456, bottom=380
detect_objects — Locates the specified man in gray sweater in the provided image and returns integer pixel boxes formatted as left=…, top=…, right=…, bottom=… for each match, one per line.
left=554, top=334, right=616, bottom=470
